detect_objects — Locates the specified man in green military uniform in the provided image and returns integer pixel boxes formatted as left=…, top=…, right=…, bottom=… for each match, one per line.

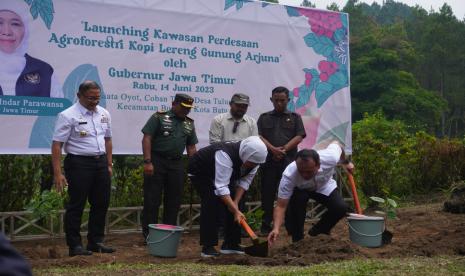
left=141, top=93, right=198, bottom=239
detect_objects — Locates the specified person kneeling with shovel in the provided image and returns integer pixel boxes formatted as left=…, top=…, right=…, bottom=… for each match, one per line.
left=188, top=136, right=267, bottom=257
left=268, top=141, right=354, bottom=246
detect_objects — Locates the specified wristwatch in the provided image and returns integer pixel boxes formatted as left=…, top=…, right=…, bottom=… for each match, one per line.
left=143, top=159, right=151, bottom=164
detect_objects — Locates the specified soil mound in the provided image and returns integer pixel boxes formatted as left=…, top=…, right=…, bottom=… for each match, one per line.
left=11, top=203, right=465, bottom=268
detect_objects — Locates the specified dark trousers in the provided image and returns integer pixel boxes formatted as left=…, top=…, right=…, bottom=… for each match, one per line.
left=190, top=175, right=241, bottom=247
left=218, top=184, right=246, bottom=230
left=260, top=163, right=287, bottom=229
left=285, top=188, right=348, bottom=242
left=142, top=156, right=185, bottom=237
left=64, top=154, right=111, bottom=248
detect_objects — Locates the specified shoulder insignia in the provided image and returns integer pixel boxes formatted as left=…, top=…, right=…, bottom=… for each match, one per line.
left=185, top=116, right=194, bottom=122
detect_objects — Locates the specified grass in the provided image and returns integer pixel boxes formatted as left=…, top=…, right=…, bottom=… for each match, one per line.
left=35, top=256, right=465, bottom=275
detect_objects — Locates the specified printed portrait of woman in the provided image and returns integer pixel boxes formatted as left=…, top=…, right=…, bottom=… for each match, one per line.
left=0, top=1, right=63, bottom=98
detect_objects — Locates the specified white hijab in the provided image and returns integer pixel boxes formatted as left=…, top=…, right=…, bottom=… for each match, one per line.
left=239, top=136, right=267, bottom=164
left=0, top=0, right=30, bottom=95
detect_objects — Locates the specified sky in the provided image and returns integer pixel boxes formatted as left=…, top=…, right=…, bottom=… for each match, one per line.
left=278, top=0, right=465, bottom=19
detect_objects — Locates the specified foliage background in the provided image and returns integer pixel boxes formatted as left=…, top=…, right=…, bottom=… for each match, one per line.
left=2, top=113, right=465, bottom=212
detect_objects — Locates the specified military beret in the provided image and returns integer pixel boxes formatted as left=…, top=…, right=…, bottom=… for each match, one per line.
left=174, top=93, right=194, bottom=108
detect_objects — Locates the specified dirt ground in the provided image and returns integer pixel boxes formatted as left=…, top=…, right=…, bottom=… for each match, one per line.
left=13, top=203, right=465, bottom=268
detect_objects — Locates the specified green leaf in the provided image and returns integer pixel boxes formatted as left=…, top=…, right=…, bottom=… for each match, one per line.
left=27, top=0, right=54, bottom=29
left=38, top=0, right=55, bottom=29
left=370, top=196, right=385, bottom=203
left=387, top=198, right=398, bottom=208
left=30, top=2, right=39, bottom=19
left=315, top=81, right=334, bottom=107
left=26, top=189, right=63, bottom=220
left=387, top=210, right=397, bottom=220
left=286, top=6, right=300, bottom=17
left=317, top=121, right=350, bottom=145
left=224, top=0, right=235, bottom=10
left=303, top=33, right=336, bottom=57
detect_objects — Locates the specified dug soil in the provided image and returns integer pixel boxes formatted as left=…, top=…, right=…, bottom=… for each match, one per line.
left=13, top=203, right=465, bottom=268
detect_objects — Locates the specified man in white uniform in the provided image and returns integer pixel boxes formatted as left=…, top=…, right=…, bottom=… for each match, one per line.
left=51, top=80, right=114, bottom=256
left=267, top=142, right=354, bottom=245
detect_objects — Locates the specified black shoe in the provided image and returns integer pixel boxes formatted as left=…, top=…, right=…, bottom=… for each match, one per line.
left=69, top=245, right=92, bottom=257
left=308, top=228, right=318, bottom=237
left=142, top=233, right=148, bottom=245
left=308, top=228, right=329, bottom=237
left=201, top=246, right=220, bottom=258
left=220, top=243, right=245, bottom=255
left=292, top=236, right=304, bottom=243
left=87, top=243, right=115, bottom=253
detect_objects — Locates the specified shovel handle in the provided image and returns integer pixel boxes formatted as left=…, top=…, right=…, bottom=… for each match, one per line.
left=347, top=172, right=363, bottom=215
left=240, top=219, right=258, bottom=240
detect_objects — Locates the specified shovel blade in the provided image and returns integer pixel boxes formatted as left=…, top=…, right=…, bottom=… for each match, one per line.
left=244, top=240, right=268, bottom=257
left=382, top=229, right=393, bottom=245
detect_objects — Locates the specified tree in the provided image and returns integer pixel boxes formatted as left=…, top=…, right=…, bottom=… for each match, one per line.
left=405, top=3, right=465, bottom=136
left=300, top=0, right=315, bottom=8
left=343, top=0, right=377, bottom=38
left=376, top=0, right=413, bottom=25
left=326, top=3, right=340, bottom=11
left=350, top=23, right=447, bottom=130
left=345, top=0, right=465, bottom=136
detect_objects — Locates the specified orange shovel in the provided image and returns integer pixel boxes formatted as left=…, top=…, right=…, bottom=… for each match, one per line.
left=347, top=172, right=362, bottom=215
left=239, top=219, right=268, bottom=257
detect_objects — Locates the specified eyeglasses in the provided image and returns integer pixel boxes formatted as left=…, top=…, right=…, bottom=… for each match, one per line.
left=232, top=121, right=239, bottom=133
left=82, top=96, right=100, bottom=101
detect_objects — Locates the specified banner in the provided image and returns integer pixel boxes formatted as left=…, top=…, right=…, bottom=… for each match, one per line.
left=0, top=0, right=351, bottom=154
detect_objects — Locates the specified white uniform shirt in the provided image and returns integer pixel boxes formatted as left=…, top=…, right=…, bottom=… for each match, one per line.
left=52, top=102, right=112, bottom=155
left=209, top=112, right=258, bottom=144
left=278, top=143, right=342, bottom=199
left=213, top=150, right=258, bottom=196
